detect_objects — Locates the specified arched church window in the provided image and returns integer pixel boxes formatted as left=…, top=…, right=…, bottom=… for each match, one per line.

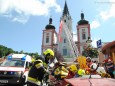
left=82, top=29, right=86, bottom=40
left=46, top=33, right=49, bottom=43
left=63, top=48, right=67, bottom=56
left=64, top=38, right=66, bottom=43
left=64, top=20, right=66, bottom=22
left=46, top=37, right=49, bottom=43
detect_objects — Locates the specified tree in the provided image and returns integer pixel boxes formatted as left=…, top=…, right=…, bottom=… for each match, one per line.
left=0, top=45, right=14, bottom=57
left=82, top=46, right=98, bottom=58
left=0, top=45, right=40, bottom=58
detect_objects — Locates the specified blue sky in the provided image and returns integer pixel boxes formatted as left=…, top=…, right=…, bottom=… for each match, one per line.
left=0, top=0, right=115, bottom=54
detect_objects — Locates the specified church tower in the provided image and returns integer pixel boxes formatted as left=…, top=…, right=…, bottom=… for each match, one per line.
left=42, top=18, right=57, bottom=53
left=57, top=1, right=72, bottom=57
left=77, top=12, right=91, bottom=55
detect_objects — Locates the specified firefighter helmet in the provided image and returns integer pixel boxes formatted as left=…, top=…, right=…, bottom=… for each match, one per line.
left=78, top=69, right=85, bottom=76
left=69, top=65, right=77, bottom=72
left=86, top=57, right=91, bottom=62
left=43, top=49, right=54, bottom=57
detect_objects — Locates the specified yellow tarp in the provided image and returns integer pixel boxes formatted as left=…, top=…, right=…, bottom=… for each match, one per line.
left=77, top=56, right=88, bottom=69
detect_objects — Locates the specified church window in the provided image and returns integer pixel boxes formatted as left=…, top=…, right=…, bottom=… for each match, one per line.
left=82, top=29, right=86, bottom=40
left=82, top=34, right=86, bottom=39
left=46, top=33, right=49, bottom=43
left=64, top=20, right=66, bottom=22
left=63, top=49, right=67, bottom=56
left=64, top=38, right=66, bottom=43
left=46, top=37, right=49, bottom=43
left=46, top=33, right=49, bottom=35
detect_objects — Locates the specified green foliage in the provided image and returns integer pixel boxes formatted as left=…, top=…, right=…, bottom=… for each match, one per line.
left=82, top=46, right=99, bottom=58
left=0, top=45, right=14, bottom=57
left=0, top=45, right=39, bottom=59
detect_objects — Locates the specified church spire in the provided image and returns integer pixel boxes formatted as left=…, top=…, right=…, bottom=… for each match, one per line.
left=81, top=11, right=84, bottom=20
left=63, top=0, right=69, bottom=16
left=49, top=17, right=52, bottom=24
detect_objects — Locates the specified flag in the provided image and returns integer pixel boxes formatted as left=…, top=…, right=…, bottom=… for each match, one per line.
left=58, top=20, right=63, bottom=42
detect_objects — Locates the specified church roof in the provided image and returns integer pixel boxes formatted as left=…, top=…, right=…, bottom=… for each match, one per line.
left=45, top=18, right=55, bottom=30
left=78, top=12, right=89, bottom=25
left=63, top=0, right=69, bottom=16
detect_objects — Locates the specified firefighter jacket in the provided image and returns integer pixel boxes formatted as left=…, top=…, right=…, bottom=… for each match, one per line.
left=66, top=70, right=76, bottom=79
left=27, top=60, right=46, bottom=85
left=54, top=66, right=68, bottom=79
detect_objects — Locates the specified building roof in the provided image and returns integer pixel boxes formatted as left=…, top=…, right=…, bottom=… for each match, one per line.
left=102, top=41, right=115, bottom=51
left=63, top=0, right=70, bottom=16
left=78, top=12, right=89, bottom=25
left=45, top=18, right=55, bottom=30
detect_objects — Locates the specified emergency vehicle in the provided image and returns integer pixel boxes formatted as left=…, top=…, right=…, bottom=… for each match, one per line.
left=0, top=54, right=32, bottom=85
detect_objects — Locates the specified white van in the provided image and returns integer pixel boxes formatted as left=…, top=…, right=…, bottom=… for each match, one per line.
left=0, top=54, right=32, bottom=86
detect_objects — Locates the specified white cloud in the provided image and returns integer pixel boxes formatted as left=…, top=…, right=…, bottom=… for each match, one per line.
left=99, top=0, right=115, bottom=21
left=0, top=0, right=61, bottom=23
left=91, top=38, right=101, bottom=48
left=91, top=39, right=98, bottom=48
left=90, top=20, right=100, bottom=29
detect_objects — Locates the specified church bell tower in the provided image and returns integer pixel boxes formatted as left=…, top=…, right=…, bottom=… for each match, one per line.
left=77, top=12, right=91, bottom=55
left=42, top=18, right=57, bottom=54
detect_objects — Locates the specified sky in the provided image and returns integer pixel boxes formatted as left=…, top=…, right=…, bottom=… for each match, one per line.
left=0, top=0, right=115, bottom=54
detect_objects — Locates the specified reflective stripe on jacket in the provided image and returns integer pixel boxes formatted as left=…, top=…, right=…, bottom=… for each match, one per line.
left=35, top=63, right=43, bottom=69
left=27, top=77, right=41, bottom=85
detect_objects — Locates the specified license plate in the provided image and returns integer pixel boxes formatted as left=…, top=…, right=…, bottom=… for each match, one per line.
left=0, top=80, right=8, bottom=83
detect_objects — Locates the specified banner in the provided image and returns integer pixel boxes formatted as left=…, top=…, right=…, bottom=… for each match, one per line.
left=58, top=21, right=63, bottom=42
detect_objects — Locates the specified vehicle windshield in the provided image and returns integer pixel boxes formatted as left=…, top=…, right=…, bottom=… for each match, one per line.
left=0, top=59, right=25, bottom=67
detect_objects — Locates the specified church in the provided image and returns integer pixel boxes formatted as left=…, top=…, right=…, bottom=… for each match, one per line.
left=41, top=1, right=91, bottom=60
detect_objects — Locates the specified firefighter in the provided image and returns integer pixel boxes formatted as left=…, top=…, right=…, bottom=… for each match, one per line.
left=86, top=57, right=92, bottom=68
left=106, top=59, right=114, bottom=78
left=27, top=49, right=54, bottom=86
left=53, top=62, right=68, bottom=80
left=66, top=64, right=77, bottom=78
left=85, top=57, right=98, bottom=74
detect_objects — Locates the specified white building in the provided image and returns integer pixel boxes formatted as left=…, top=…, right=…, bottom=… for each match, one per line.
left=41, top=1, right=91, bottom=60
left=57, top=1, right=73, bottom=58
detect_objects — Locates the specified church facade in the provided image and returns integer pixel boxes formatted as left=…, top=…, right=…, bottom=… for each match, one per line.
left=41, top=1, right=91, bottom=58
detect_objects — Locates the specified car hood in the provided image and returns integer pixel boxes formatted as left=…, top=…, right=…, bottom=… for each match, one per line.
left=0, top=66, right=25, bottom=72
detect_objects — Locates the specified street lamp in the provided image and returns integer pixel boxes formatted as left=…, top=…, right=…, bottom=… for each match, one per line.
left=86, top=37, right=92, bottom=47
